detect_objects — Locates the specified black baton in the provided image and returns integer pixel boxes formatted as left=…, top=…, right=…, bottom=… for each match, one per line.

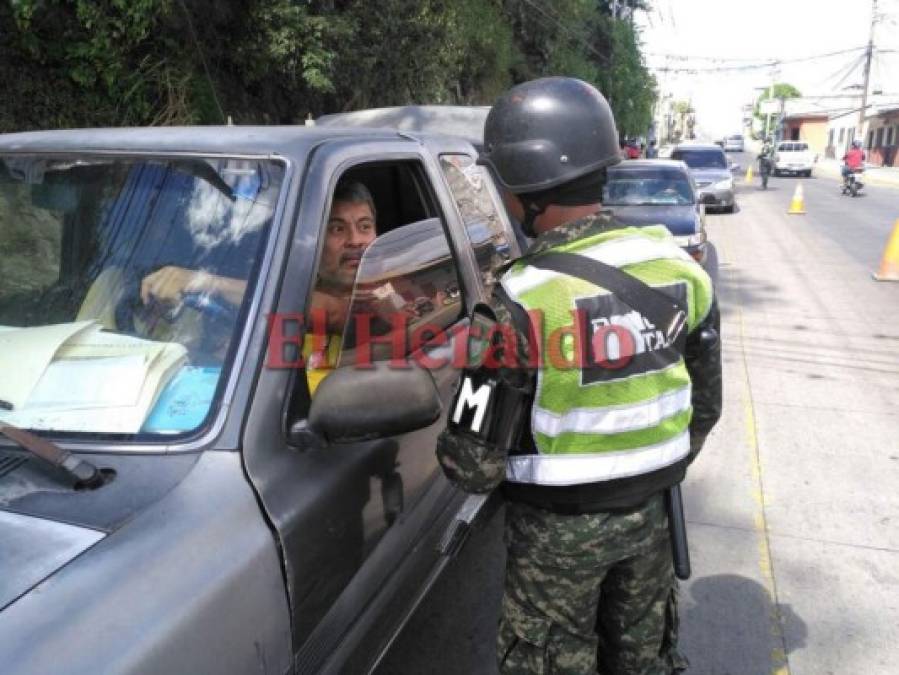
left=665, top=484, right=691, bottom=580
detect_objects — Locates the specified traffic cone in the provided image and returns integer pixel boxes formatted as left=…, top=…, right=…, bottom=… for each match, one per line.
left=745, top=164, right=753, bottom=183
left=872, top=219, right=899, bottom=281
left=787, top=184, right=805, bottom=215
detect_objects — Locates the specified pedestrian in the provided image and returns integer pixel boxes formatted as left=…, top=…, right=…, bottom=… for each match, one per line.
left=646, top=139, right=659, bottom=159
left=437, top=77, right=722, bottom=674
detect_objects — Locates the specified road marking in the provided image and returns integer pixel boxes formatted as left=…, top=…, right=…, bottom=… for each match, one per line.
left=721, top=231, right=792, bottom=675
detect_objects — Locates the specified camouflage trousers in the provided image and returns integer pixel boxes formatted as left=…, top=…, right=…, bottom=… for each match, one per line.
left=497, top=493, right=689, bottom=675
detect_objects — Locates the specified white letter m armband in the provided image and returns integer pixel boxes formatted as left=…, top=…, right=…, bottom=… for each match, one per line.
left=451, top=375, right=494, bottom=436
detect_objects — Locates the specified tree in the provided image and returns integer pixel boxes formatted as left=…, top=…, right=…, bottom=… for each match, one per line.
left=753, top=82, right=801, bottom=136
left=0, top=0, right=659, bottom=134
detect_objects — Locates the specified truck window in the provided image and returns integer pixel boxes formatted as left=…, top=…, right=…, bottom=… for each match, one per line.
left=439, top=154, right=513, bottom=292
left=0, top=155, right=282, bottom=439
left=303, top=161, right=464, bottom=390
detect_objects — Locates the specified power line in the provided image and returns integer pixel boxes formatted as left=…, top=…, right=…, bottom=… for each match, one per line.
left=645, top=45, right=865, bottom=65
left=812, top=52, right=867, bottom=91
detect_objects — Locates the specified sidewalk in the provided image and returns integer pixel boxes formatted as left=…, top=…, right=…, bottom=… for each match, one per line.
left=743, top=138, right=899, bottom=188
left=815, top=158, right=899, bottom=188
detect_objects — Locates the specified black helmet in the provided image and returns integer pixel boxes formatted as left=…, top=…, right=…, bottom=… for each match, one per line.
left=480, top=77, right=621, bottom=195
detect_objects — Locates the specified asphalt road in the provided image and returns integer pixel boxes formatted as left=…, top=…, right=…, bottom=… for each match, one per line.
left=377, top=153, right=899, bottom=675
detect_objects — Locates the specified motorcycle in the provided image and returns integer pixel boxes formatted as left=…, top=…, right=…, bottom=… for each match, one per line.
left=841, top=167, right=864, bottom=197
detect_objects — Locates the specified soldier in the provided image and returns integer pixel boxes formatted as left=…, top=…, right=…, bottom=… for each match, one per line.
left=436, top=77, right=722, bottom=674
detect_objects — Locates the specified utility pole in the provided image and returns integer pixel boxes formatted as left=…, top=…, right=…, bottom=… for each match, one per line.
left=763, top=63, right=778, bottom=140
left=857, top=0, right=878, bottom=142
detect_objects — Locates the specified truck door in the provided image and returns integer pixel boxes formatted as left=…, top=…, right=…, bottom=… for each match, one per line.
left=241, top=140, right=483, bottom=671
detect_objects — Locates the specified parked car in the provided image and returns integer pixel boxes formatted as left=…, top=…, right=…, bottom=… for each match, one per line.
left=604, top=160, right=718, bottom=284
left=723, top=135, right=744, bottom=152
left=774, top=141, right=815, bottom=177
left=670, top=143, right=739, bottom=213
left=0, top=124, right=519, bottom=674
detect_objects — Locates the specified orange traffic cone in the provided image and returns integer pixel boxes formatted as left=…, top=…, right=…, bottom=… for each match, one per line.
left=744, top=164, right=753, bottom=183
left=873, top=219, right=899, bottom=281
left=787, top=184, right=805, bottom=215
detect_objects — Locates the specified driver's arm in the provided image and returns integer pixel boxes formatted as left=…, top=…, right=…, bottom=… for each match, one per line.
left=140, top=266, right=247, bottom=307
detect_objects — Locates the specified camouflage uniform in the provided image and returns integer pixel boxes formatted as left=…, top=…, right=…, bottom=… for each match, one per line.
left=437, top=212, right=722, bottom=674
left=497, top=495, right=688, bottom=675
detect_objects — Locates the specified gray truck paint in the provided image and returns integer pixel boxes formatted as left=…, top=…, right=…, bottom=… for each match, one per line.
left=0, top=124, right=518, bottom=673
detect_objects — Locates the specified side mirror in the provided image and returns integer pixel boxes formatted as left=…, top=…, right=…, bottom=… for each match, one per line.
left=298, top=361, right=442, bottom=444
left=729, top=163, right=741, bottom=172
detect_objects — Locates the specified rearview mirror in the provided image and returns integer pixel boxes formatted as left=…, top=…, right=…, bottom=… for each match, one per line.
left=304, top=361, right=442, bottom=443
left=30, top=179, right=80, bottom=212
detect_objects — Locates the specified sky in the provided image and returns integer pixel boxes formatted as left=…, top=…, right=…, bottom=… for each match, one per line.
left=636, top=0, right=899, bottom=138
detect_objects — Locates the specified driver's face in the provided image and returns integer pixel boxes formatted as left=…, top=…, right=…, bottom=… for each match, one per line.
left=319, top=199, right=377, bottom=288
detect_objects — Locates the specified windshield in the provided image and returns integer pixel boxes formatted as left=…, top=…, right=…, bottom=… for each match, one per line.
left=0, top=155, right=283, bottom=439
left=671, top=149, right=727, bottom=169
left=778, top=142, right=808, bottom=152
left=603, top=169, right=695, bottom=206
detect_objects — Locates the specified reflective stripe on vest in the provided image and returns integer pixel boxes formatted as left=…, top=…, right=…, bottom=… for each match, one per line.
left=532, top=384, right=691, bottom=437
left=506, top=430, right=690, bottom=486
left=501, top=225, right=712, bottom=487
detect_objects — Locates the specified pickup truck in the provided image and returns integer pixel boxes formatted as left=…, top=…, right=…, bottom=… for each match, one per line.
left=0, top=124, right=518, bottom=674
left=774, top=141, right=816, bottom=177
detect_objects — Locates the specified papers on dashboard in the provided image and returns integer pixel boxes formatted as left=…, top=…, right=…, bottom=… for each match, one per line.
left=0, top=321, right=95, bottom=410
left=0, top=321, right=187, bottom=433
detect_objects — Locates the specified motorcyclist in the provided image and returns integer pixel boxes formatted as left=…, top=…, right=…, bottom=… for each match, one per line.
left=842, top=140, right=866, bottom=181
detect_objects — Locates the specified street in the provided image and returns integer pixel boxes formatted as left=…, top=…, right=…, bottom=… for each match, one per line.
left=377, top=154, right=899, bottom=675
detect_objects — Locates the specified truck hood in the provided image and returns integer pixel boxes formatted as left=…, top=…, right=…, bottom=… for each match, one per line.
left=0, top=510, right=104, bottom=609
left=0, top=449, right=199, bottom=611
left=610, top=204, right=699, bottom=236
left=687, top=168, right=732, bottom=186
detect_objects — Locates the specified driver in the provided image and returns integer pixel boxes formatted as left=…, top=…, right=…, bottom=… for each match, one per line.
left=139, top=180, right=378, bottom=391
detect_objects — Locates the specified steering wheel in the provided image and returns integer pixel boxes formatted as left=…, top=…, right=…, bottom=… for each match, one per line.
left=114, top=268, right=238, bottom=339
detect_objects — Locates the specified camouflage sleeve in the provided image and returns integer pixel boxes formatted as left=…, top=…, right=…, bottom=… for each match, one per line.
left=685, top=297, right=722, bottom=459
left=434, top=286, right=535, bottom=494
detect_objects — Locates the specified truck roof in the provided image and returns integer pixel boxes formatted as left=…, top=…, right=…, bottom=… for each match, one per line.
left=0, top=125, right=445, bottom=160
left=317, top=105, right=491, bottom=148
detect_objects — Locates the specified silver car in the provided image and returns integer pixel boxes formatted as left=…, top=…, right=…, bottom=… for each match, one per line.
left=671, top=143, right=739, bottom=213
left=723, top=135, right=744, bottom=152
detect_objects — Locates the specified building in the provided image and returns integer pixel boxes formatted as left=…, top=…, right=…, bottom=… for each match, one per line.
left=826, top=100, right=899, bottom=166
left=862, top=107, right=899, bottom=167
left=782, top=112, right=829, bottom=156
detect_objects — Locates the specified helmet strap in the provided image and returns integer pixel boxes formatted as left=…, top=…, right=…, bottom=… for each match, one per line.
left=521, top=200, right=547, bottom=238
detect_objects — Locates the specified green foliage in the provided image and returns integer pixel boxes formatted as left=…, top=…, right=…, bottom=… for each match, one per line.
left=1, top=0, right=658, bottom=136
left=753, top=82, right=802, bottom=123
